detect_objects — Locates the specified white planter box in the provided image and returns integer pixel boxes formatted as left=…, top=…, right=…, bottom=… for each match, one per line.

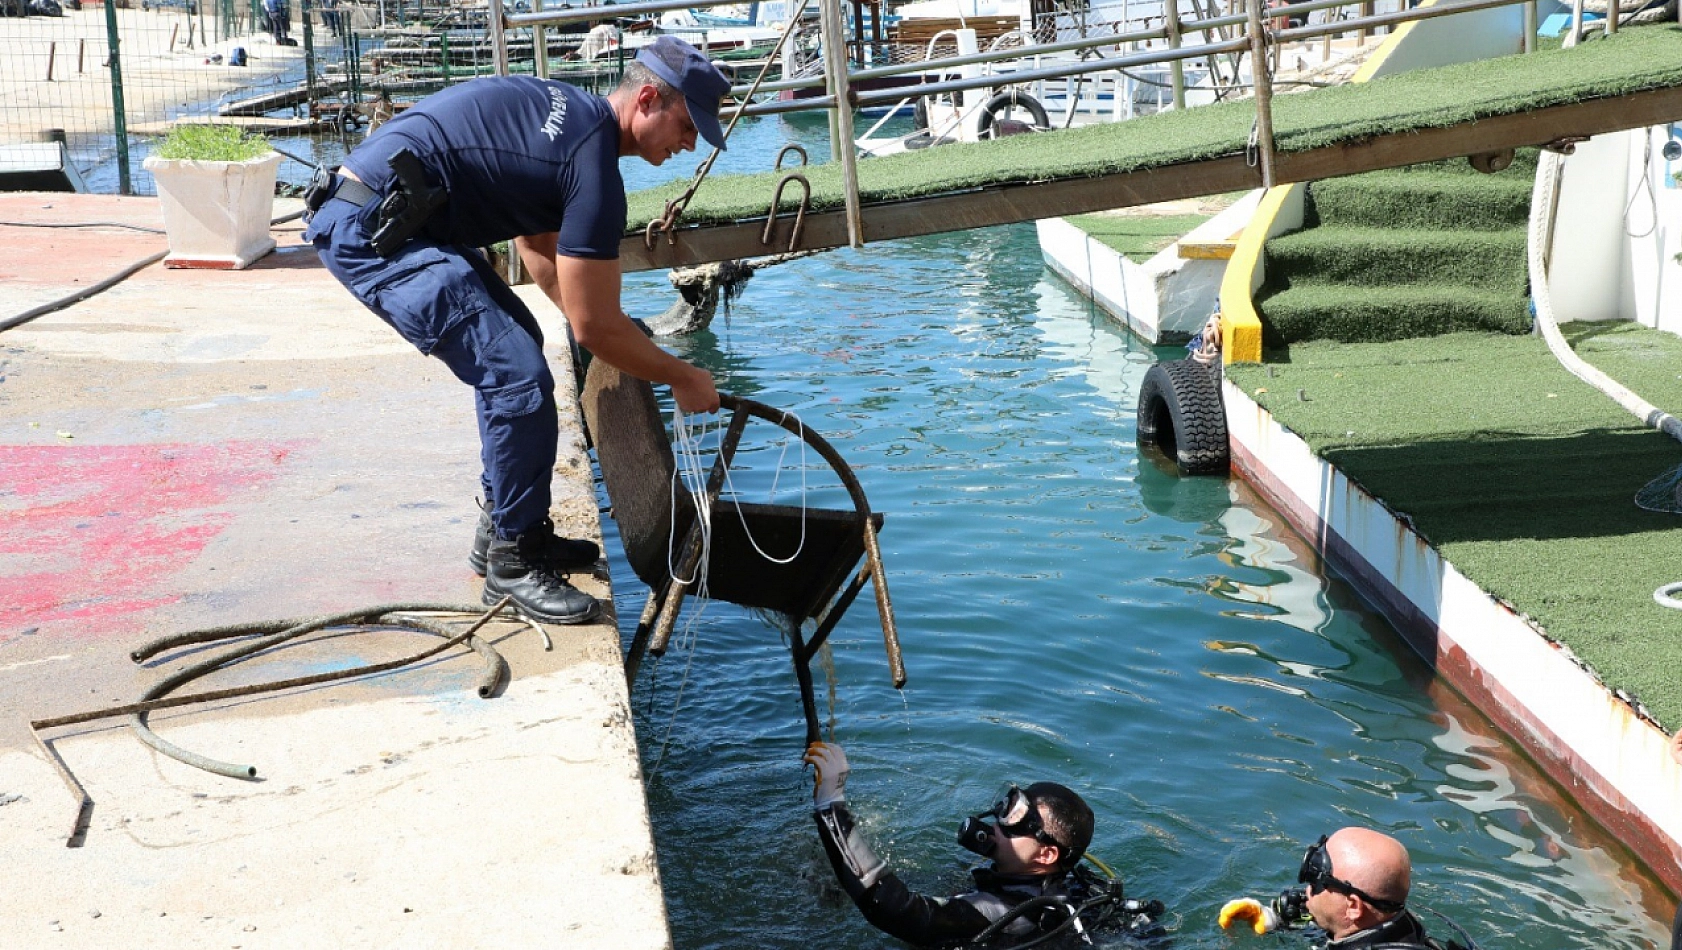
left=144, top=152, right=281, bottom=270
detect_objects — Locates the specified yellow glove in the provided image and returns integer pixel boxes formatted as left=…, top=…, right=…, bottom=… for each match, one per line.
left=1218, top=898, right=1282, bottom=935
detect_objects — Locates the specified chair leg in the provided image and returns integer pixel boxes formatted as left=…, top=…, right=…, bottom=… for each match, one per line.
left=787, top=623, right=823, bottom=746
left=624, top=582, right=667, bottom=684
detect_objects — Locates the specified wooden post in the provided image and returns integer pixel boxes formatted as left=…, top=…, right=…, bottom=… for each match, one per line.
left=46, top=41, right=56, bottom=81
left=487, top=0, right=509, bottom=76
left=169, top=23, right=179, bottom=50
left=1358, top=0, right=1372, bottom=44
left=78, top=38, right=85, bottom=73
left=819, top=0, right=864, bottom=247
left=533, top=0, right=547, bottom=79
left=1246, top=0, right=1276, bottom=189
left=1165, top=0, right=1185, bottom=110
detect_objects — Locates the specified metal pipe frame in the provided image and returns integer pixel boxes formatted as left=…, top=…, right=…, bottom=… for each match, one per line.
left=1274, top=0, right=1537, bottom=42
left=723, top=0, right=1519, bottom=100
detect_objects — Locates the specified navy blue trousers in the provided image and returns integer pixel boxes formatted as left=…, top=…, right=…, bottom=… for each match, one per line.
left=306, top=196, right=557, bottom=541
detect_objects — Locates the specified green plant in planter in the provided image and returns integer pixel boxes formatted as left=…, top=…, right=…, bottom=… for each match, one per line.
left=154, top=124, right=272, bottom=162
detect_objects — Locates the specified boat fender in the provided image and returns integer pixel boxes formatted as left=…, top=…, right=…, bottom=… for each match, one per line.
left=976, top=90, right=1050, bottom=140
left=1136, top=358, right=1229, bottom=476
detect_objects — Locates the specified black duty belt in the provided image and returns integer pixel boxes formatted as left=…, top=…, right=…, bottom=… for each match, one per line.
left=330, top=174, right=379, bottom=208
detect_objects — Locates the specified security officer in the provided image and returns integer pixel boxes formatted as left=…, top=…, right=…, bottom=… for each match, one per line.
left=304, top=37, right=726, bottom=623
left=1220, top=827, right=1472, bottom=949
left=805, top=742, right=1154, bottom=947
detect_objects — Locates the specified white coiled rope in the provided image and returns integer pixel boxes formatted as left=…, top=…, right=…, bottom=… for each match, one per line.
left=1527, top=120, right=1682, bottom=612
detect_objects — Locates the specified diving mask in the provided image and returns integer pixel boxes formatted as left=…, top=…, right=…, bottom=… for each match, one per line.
left=956, top=784, right=1063, bottom=857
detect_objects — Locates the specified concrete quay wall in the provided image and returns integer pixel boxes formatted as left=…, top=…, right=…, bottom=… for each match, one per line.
left=0, top=193, right=669, bottom=949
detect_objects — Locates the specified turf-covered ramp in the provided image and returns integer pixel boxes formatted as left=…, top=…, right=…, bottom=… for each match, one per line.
left=1225, top=325, right=1682, bottom=731
left=621, top=25, right=1682, bottom=272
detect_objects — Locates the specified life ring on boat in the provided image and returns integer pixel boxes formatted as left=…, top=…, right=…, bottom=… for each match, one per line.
left=1136, top=358, right=1229, bottom=476
left=976, top=90, right=1050, bottom=139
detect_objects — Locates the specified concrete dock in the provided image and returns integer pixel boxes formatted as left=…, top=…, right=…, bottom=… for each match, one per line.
left=0, top=193, right=669, bottom=949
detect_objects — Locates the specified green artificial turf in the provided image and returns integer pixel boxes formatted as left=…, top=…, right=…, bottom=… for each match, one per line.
left=1264, top=228, right=1529, bottom=292
left=1259, top=284, right=1530, bottom=343
left=1066, top=213, right=1214, bottom=262
left=1226, top=328, right=1682, bottom=731
left=625, top=25, right=1682, bottom=233
left=1306, top=171, right=1534, bottom=231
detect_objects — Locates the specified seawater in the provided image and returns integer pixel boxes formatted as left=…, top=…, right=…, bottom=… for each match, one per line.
left=612, top=113, right=1674, bottom=949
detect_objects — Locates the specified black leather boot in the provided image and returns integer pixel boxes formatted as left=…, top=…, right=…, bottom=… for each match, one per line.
left=483, top=533, right=600, bottom=624
left=469, top=501, right=599, bottom=576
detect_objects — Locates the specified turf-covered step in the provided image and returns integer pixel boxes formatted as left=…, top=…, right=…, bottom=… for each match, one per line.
left=1308, top=171, right=1534, bottom=230
left=1264, top=227, right=1529, bottom=294
left=1257, top=284, right=1531, bottom=344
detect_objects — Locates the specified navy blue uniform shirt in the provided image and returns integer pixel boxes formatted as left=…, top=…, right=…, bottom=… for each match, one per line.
left=343, top=76, right=625, bottom=257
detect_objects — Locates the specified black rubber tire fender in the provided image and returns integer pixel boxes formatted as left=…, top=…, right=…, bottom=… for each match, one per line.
left=1136, top=358, right=1229, bottom=476
left=975, top=89, right=1050, bottom=139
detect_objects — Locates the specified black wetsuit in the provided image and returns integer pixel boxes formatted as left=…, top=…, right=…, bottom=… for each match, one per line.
left=814, top=802, right=1082, bottom=946
left=1323, top=909, right=1450, bottom=950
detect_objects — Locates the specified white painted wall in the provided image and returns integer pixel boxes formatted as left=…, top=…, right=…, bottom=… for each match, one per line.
left=1548, top=124, right=1682, bottom=332
left=1360, top=2, right=1524, bottom=79
left=1548, top=132, right=1633, bottom=322
left=1626, top=123, right=1682, bottom=335
left=1037, top=189, right=1265, bottom=343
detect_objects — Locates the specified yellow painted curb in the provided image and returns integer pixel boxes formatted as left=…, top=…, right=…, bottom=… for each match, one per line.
left=1218, top=0, right=1441, bottom=365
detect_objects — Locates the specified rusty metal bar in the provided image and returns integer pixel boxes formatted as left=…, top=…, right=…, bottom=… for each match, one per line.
left=27, top=723, right=91, bottom=848
left=29, top=602, right=509, bottom=842
left=860, top=518, right=904, bottom=687
left=124, top=602, right=510, bottom=779
left=488, top=0, right=510, bottom=76
left=715, top=395, right=904, bottom=689
left=799, top=562, right=872, bottom=666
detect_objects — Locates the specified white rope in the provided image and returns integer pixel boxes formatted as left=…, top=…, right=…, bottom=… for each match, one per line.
left=1528, top=98, right=1682, bottom=612
left=718, top=408, right=810, bottom=565
left=646, top=403, right=813, bottom=776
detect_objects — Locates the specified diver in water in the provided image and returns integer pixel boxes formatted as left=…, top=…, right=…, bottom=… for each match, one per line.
left=1219, top=827, right=1475, bottom=950
left=805, top=741, right=1162, bottom=948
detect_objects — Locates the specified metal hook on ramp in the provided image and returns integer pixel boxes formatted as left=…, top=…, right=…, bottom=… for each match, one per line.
left=774, top=144, right=809, bottom=171
left=761, top=173, right=811, bottom=254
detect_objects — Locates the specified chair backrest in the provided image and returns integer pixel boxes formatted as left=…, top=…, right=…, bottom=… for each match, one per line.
left=579, top=358, right=693, bottom=589
left=580, top=358, right=882, bottom=620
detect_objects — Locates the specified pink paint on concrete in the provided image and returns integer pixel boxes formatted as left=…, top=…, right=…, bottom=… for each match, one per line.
left=1, top=441, right=291, bottom=634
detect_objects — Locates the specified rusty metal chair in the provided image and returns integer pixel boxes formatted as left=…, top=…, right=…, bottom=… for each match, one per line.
left=579, top=359, right=905, bottom=743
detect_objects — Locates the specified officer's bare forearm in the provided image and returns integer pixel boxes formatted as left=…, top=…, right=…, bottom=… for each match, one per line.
left=549, top=252, right=718, bottom=413
left=513, top=234, right=563, bottom=306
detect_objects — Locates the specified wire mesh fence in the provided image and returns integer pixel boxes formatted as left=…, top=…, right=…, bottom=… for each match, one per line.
left=1, top=0, right=629, bottom=195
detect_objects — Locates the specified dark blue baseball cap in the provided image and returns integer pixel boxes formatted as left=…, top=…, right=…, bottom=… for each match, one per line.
left=635, top=35, right=731, bottom=151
